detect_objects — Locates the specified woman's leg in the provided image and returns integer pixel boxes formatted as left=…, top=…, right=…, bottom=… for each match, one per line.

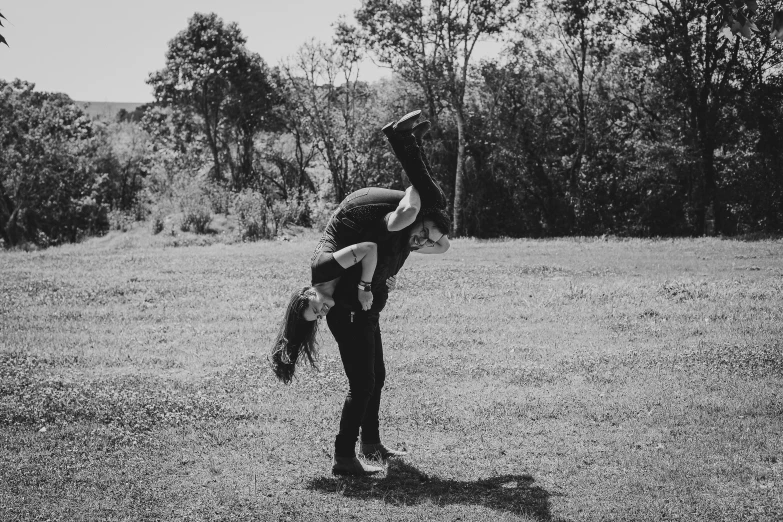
left=326, top=308, right=380, bottom=458
left=383, top=114, right=448, bottom=210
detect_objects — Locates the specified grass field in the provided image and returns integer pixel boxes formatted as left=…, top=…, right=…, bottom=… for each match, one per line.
left=1, top=230, right=782, bottom=521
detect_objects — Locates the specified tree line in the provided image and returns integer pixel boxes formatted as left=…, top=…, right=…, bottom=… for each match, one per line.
left=2, top=2, right=783, bottom=247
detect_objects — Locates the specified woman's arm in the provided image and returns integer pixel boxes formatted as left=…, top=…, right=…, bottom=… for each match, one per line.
left=332, top=242, right=378, bottom=310
left=386, top=186, right=421, bottom=232
left=333, top=242, right=378, bottom=274
left=412, top=235, right=450, bottom=255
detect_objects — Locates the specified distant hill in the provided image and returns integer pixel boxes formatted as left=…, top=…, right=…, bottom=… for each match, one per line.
left=76, top=101, right=147, bottom=119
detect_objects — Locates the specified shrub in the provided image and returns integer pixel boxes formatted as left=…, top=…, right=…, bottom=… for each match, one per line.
left=268, top=198, right=312, bottom=235
left=310, top=199, right=339, bottom=231
left=107, top=209, right=137, bottom=232
left=150, top=211, right=165, bottom=235
left=288, top=198, right=313, bottom=228
left=180, top=202, right=212, bottom=233
left=202, top=181, right=233, bottom=215
left=234, top=190, right=269, bottom=241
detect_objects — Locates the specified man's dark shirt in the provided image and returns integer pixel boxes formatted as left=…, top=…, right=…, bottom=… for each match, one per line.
left=315, top=188, right=412, bottom=313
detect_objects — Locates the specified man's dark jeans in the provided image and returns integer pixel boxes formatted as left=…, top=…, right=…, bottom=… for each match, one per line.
left=326, top=306, right=386, bottom=458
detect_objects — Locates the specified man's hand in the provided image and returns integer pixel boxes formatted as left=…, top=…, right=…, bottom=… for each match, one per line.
left=358, top=289, right=374, bottom=311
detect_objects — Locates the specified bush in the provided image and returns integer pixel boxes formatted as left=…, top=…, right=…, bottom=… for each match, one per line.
left=107, top=209, right=137, bottom=232
left=202, top=181, right=233, bottom=215
left=233, top=190, right=269, bottom=241
left=268, top=199, right=312, bottom=236
left=150, top=211, right=165, bottom=235
left=180, top=203, right=212, bottom=233
left=310, top=199, right=339, bottom=232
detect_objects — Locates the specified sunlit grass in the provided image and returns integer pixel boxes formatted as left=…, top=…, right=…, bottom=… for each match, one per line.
left=1, top=233, right=782, bottom=521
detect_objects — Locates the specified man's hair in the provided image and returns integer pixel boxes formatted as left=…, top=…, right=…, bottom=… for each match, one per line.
left=419, top=207, right=451, bottom=236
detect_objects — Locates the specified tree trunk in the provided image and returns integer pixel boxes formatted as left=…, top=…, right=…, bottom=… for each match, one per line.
left=701, top=136, right=719, bottom=235
left=239, top=132, right=254, bottom=191
left=570, top=60, right=587, bottom=229
left=452, top=106, right=467, bottom=236
left=201, top=85, right=223, bottom=184
left=695, top=104, right=718, bottom=236
left=0, top=183, right=14, bottom=245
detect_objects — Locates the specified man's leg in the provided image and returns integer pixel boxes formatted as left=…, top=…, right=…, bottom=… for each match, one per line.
left=326, top=309, right=379, bottom=458
left=359, top=325, right=385, bottom=445
left=359, top=326, right=407, bottom=460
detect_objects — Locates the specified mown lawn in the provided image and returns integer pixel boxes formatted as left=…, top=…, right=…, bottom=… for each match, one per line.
left=1, top=230, right=782, bottom=521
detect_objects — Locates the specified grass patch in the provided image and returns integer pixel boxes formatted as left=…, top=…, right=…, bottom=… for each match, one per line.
left=1, top=236, right=782, bottom=521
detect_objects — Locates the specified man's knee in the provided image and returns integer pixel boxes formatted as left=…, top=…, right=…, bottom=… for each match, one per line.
left=375, top=367, right=386, bottom=390
left=348, top=374, right=376, bottom=401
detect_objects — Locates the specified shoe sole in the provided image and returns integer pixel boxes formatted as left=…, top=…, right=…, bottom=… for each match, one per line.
left=393, top=110, right=422, bottom=132
left=359, top=451, right=408, bottom=460
left=332, top=467, right=383, bottom=476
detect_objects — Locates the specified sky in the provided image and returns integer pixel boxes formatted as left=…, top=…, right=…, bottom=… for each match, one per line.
left=0, top=0, right=395, bottom=102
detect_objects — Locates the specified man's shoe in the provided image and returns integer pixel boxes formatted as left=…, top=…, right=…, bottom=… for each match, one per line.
left=392, top=110, right=422, bottom=133
left=331, top=455, right=384, bottom=476
left=360, top=442, right=408, bottom=460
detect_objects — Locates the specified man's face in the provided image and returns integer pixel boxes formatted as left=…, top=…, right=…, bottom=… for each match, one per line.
left=408, top=219, right=445, bottom=251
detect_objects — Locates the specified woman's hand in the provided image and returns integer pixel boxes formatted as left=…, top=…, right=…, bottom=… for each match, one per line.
left=358, top=289, right=373, bottom=311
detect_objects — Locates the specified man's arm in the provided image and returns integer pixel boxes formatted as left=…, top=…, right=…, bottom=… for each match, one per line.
left=413, top=235, right=450, bottom=255
left=385, top=186, right=421, bottom=231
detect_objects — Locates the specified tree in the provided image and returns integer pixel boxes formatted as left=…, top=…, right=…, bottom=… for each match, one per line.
left=0, top=11, right=8, bottom=47
left=147, top=12, right=280, bottom=192
left=353, top=0, right=520, bottom=235
left=709, top=0, right=783, bottom=41
left=139, top=104, right=211, bottom=198
left=96, top=120, right=153, bottom=213
left=538, top=0, right=622, bottom=225
left=0, top=80, right=109, bottom=246
left=280, top=38, right=378, bottom=203
left=630, top=0, right=783, bottom=234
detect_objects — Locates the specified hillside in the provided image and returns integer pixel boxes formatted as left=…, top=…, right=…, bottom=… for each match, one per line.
left=76, top=101, right=146, bottom=119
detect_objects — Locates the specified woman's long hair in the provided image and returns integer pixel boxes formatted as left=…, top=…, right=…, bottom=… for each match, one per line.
left=270, top=286, right=319, bottom=384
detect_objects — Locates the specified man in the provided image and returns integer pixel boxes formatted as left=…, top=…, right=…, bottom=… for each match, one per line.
left=326, top=111, right=451, bottom=476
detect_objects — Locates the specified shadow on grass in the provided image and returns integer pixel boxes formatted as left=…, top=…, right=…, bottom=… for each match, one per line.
left=307, top=460, right=564, bottom=521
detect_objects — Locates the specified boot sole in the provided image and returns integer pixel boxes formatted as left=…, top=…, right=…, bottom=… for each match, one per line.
left=331, top=467, right=383, bottom=476
left=393, top=110, right=422, bottom=132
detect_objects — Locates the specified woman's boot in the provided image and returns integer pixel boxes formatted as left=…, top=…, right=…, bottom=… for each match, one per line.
left=409, top=120, right=448, bottom=209
left=383, top=111, right=447, bottom=210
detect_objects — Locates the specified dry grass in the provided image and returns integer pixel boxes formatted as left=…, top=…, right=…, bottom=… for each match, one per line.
left=1, top=233, right=782, bottom=521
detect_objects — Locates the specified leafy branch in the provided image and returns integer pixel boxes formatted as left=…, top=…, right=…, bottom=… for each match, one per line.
left=710, top=0, right=783, bottom=40
left=0, top=11, right=8, bottom=47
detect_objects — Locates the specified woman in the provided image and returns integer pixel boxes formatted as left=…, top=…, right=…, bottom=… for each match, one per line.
left=271, top=110, right=446, bottom=386
left=270, top=240, right=378, bottom=384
